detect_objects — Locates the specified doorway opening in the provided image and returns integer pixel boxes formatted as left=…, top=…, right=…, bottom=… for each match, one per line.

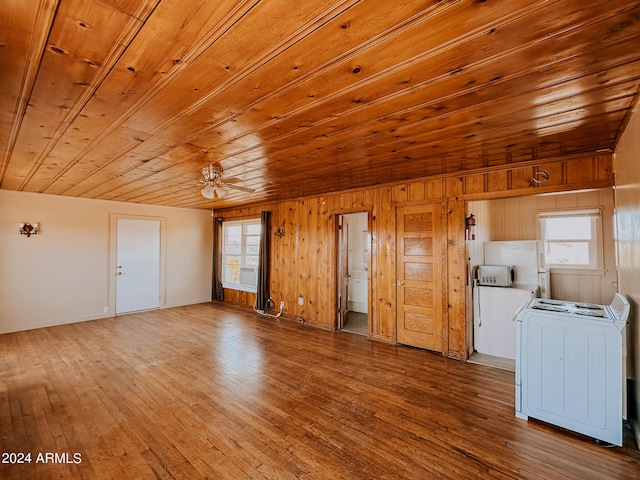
left=465, top=189, right=616, bottom=369
left=336, top=212, right=370, bottom=336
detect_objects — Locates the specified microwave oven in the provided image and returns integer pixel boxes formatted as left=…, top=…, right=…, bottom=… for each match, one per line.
left=477, top=265, right=515, bottom=287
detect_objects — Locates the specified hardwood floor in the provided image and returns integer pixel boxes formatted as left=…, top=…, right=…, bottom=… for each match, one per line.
left=1, top=302, right=638, bottom=479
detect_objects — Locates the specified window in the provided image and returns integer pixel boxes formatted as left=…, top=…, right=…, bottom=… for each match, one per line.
left=538, top=208, right=602, bottom=271
left=222, top=219, right=261, bottom=292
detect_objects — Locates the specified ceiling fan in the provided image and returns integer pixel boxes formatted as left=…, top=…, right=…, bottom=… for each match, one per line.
left=199, top=165, right=253, bottom=199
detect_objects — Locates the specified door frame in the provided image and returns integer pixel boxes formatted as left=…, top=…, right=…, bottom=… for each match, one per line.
left=108, top=214, right=167, bottom=315
left=334, top=210, right=372, bottom=333
left=337, top=214, right=349, bottom=329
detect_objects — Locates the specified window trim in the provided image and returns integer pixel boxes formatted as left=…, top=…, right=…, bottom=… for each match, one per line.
left=221, top=218, right=261, bottom=293
left=538, top=207, right=604, bottom=274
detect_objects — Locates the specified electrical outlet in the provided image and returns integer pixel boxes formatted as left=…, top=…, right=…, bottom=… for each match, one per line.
left=103, top=306, right=109, bottom=313
left=298, top=297, right=304, bottom=306
left=279, top=301, right=285, bottom=309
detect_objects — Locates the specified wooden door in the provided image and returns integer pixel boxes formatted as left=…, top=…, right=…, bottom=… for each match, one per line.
left=337, top=215, right=349, bottom=328
left=396, top=204, right=444, bottom=352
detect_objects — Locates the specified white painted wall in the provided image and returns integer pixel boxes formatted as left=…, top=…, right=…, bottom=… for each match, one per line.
left=465, top=201, right=492, bottom=356
left=613, top=101, right=640, bottom=447
left=346, top=211, right=369, bottom=273
left=0, top=190, right=213, bottom=333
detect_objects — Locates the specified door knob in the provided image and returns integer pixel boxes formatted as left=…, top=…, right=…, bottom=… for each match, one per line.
left=117, top=272, right=122, bottom=275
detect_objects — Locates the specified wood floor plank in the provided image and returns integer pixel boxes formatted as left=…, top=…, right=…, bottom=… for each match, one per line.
left=0, top=302, right=638, bottom=479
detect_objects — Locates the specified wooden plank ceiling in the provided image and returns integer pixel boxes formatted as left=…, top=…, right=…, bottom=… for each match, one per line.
left=1, top=0, right=639, bottom=209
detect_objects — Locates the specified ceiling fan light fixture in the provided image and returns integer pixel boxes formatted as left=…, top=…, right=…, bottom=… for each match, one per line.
left=199, top=163, right=251, bottom=200
left=201, top=184, right=216, bottom=199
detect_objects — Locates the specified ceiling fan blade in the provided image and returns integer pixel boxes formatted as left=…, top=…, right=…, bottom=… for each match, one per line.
left=225, top=184, right=254, bottom=193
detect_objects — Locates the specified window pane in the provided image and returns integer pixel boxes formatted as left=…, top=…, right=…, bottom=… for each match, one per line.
left=545, top=217, right=591, bottom=240
left=245, top=235, right=260, bottom=257
left=226, top=238, right=241, bottom=254
left=539, top=210, right=600, bottom=270
left=225, top=255, right=241, bottom=283
left=227, top=225, right=242, bottom=236
left=245, top=224, right=261, bottom=235
left=246, top=234, right=260, bottom=244
left=245, top=255, right=259, bottom=266
left=546, top=242, right=590, bottom=265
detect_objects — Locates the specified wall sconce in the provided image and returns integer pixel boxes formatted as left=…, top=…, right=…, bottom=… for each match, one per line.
left=274, top=226, right=285, bottom=237
left=19, top=222, right=39, bottom=237
left=465, top=214, right=476, bottom=241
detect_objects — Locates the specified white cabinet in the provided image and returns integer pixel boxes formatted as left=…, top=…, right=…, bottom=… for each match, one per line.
left=473, top=285, right=535, bottom=359
left=348, top=271, right=368, bottom=313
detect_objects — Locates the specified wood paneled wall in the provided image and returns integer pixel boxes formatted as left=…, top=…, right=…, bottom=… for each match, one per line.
left=218, top=153, right=613, bottom=360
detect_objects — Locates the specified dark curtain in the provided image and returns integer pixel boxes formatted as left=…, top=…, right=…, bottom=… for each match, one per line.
left=212, top=217, right=224, bottom=301
left=256, top=211, right=271, bottom=310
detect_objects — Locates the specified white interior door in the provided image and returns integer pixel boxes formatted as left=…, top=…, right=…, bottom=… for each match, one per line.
left=116, top=219, right=161, bottom=314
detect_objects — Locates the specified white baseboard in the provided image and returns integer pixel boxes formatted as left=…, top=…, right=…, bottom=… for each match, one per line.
left=347, top=301, right=367, bottom=313
left=0, top=298, right=213, bottom=335
left=163, top=297, right=213, bottom=309
left=0, top=312, right=110, bottom=335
